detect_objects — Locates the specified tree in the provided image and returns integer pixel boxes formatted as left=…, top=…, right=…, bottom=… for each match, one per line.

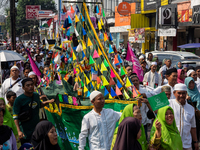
left=7, top=0, right=57, bottom=37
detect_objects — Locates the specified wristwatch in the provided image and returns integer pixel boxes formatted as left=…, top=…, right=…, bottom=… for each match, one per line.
left=193, top=141, right=198, bottom=143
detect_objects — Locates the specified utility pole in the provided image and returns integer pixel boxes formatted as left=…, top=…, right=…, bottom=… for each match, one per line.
left=10, top=0, right=16, bottom=50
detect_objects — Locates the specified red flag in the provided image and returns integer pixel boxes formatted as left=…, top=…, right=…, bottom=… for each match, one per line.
left=63, top=6, right=67, bottom=13
left=47, top=18, right=53, bottom=27
left=71, top=6, right=75, bottom=14
left=98, top=7, right=101, bottom=15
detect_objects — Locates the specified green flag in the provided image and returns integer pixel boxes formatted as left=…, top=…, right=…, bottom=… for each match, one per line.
left=89, top=55, right=95, bottom=65
left=147, top=92, right=169, bottom=111
left=104, top=59, right=109, bottom=67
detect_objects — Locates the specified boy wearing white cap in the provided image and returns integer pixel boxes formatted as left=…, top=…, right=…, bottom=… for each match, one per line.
left=143, top=62, right=162, bottom=88
left=1, top=66, right=24, bottom=103
left=169, top=83, right=198, bottom=150
left=79, top=91, right=121, bottom=150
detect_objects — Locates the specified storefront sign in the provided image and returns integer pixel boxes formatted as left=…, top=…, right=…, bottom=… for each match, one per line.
left=117, top=2, right=131, bottom=16
left=178, top=9, right=192, bottom=22
left=26, top=5, right=41, bottom=20
left=159, top=4, right=177, bottom=26
left=128, top=28, right=145, bottom=43
left=192, top=5, right=200, bottom=24
left=115, top=3, right=136, bottom=27
left=158, top=28, right=176, bottom=37
left=143, top=0, right=159, bottom=11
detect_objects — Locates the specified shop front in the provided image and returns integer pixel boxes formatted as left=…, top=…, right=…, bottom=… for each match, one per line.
left=110, top=3, right=136, bottom=49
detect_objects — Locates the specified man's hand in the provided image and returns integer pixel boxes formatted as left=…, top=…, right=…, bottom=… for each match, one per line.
left=18, top=131, right=25, bottom=139
left=40, top=95, right=47, bottom=100
left=140, top=98, right=149, bottom=104
left=48, top=99, right=55, bottom=103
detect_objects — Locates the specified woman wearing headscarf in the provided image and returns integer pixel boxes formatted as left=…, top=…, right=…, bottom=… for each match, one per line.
left=176, top=61, right=182, bottom=70
left=31, top=120, right=61, bottom=150
left=177, top=69, right=185, bottom=83
left=0, top=107, right=17, bottom=150
left=185, top=77, right=200, bottom=141
left=185, top=77, right=200, bottom=110
left=110, top=104, right=147, bottom=150
left=113, top=117, right=142, bottom=150
left=149, top=106, right=182, bottom=150
left=0, top=97, right=18, bottom=136
left=0, top=97, right=21, bottom=148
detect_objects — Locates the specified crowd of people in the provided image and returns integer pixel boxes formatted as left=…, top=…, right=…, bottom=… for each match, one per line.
left=1, top=40, right=200, bottom=150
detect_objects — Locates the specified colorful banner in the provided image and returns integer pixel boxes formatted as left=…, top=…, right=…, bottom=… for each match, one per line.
left=178, top=9, right=192, bottom=22
left=128, top=28, right=145, bottom=43
left=125, top=43, right=144, bottom=82
left=45, top=100, right=138, bottom=150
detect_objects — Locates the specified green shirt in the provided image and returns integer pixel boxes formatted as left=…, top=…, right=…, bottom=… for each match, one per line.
left=13, top=92, right=41, bottom=140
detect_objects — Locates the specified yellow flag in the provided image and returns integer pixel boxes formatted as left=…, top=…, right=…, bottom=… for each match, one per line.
left=84, top=86, right=88, bottom=93
left=126, top=77, right=132, bottom=87
left=98, top=47, right=102, bottom=56
left=97, top=83, right=100, bottom=89
left=103, top=76, right=109, bottom=86
left=52, top=33, right=54, bottom=39
left=101, top=18, right=104, bottom=26
left=123, top=66, right=127, bottom=74
left=123, top=90, right=130, bottom=99
left=104, top=33, right=107, bottom=42
left=84, top=74, right=90, bottom=85
left=87, top=37, right=93, bottom=47
left=98, top=21, right=102, bottom=30
left=73, top=52, right=76, bottom=61
left=75, top=77, right=78, bottom=82
left=109, top=94, right=113, bottom=99
left=59, top=43, right=62, bottom=48
left=56, top=32, right=59, bottom=38
left=101, top=62, right=107, bottom=72
left=75, top=15, right=80, bottom=23
left=82, top=41, right=86, bottom=50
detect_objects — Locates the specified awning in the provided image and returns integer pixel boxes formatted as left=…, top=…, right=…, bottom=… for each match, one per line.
left=178, top=43, right=200, bottom=48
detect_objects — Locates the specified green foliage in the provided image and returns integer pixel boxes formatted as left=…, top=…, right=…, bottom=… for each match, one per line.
left=6, top=0, right=57, bottom=37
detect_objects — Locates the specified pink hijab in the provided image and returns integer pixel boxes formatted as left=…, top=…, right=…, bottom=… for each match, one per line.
left=177, top=69, right=185, bottom=83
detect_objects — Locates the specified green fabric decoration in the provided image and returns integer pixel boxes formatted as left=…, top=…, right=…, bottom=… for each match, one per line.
left=89, top=55, right=95, bottom=65
left=111, top=103, right=148, bottom=150
left=81, top=81, right=84, bottom=87
left=120, top=67, right=125, bottom=76
left=104, top=59, right=109, bottom=67
left=150, top=106, right=183, bottom=150
left=68, top=96, right=73, bottom=104
left=58, top=94, right=63, bottom=102
left=102, top=9, right=105, bottom=17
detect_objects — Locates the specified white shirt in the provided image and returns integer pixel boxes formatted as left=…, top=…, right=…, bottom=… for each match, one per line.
left=154, top=84, right=176, bottom=99
left=79, top=109, right=121, bottom=150
left=35, top=61, right=44, bottom=69
left=0, top=77, right=24, bottom=103
left=196, top=77, right=200, bottom=92
left=138, top=85, right=152, bottom=125
left=169, top=99, right=196, bottom=148
left=158, top=65, right=172, bottom=74
left=143, top=71, right=162, bottom=88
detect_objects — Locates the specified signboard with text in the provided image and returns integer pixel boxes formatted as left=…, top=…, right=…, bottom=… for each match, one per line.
left=37, top=10, right=53, bottom=20
left=128, top=28, right=145, bottom=43
left=192, top=5, right=200, bottom=24
left=158, top=28, right=176, bottom=37
left=26, top=5, right=41, bottom=20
